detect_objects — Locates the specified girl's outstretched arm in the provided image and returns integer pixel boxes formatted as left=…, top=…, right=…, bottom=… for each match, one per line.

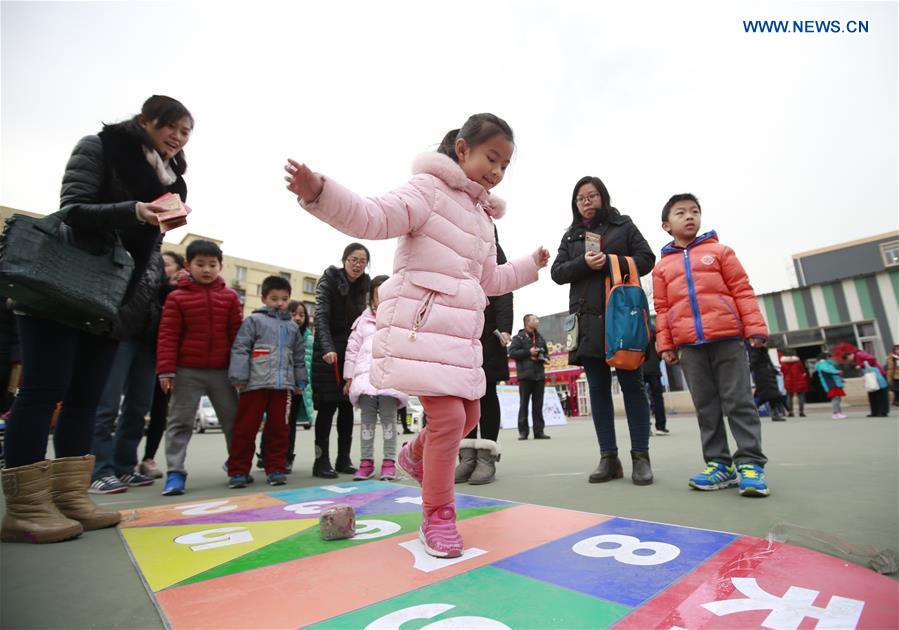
left=479, top=241, right=547, bottom=297
left=284, top=158, right=430, bottom=240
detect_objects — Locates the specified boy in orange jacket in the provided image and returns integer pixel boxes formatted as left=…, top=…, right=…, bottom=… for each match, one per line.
left=652, top=194, right=770, bottom=497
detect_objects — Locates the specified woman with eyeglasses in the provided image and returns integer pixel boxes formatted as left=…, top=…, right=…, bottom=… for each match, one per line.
left=310, top=243, right=372, bottom=478
left=551, top=176, right=656, bottom=486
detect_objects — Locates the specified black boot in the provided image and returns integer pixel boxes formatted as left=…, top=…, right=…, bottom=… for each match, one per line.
left=334, top=454, right=357, bottom=475
left=312, top=445, right=337, bottom=479
left=631, top=450, right=654, bottom=486
left=589, top=451, right=623, bottom=483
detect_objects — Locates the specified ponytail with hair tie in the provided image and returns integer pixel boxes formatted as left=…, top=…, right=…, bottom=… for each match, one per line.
left=437, top=129, right=461, bottom=161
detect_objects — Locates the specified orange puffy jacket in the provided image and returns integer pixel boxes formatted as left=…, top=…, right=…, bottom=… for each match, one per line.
left=652, top=231, right=767, bottom=353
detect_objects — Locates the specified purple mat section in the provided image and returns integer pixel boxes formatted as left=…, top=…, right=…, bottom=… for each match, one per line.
left=151, top=489, right=398, bottom=527
left=354, top=486, right=518, bottom=515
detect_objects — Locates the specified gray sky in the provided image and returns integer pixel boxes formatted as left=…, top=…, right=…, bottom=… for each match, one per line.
left=2, top=1, right=896, bottom=328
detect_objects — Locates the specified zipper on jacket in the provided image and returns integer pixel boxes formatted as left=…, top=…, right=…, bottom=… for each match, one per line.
left=277, top=320, right=284, bottom=390
left=683, top=250, right=705, bottom=342
left=206, top=285, right=214, bottom=360
left=409, top=291, right=437, bottom=340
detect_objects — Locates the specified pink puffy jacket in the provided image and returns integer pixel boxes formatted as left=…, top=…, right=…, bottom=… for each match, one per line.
left=302, top=152, right=540, bottom=400
left=344, top=308, right=409, bottom=407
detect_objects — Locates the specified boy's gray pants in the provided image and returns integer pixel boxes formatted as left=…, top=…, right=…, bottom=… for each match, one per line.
left=165, top=367, right=238, bottom=474
left=358, top=394, right=398, bottom=461
left=679, top=340, right=767, bottom=467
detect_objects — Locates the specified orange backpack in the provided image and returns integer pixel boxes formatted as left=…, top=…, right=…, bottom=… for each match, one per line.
left=604, top=255, right=651, bottom=370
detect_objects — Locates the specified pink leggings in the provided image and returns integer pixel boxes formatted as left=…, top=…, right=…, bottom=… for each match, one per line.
left=411, top=396, right=480, bottom=514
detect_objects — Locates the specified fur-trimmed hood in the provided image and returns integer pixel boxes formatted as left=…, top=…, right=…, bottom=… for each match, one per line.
left=411, top=152, right=506, bottom=219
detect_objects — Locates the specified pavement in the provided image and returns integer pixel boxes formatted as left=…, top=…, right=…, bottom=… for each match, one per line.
left=1, top=402, right=897, bottom=628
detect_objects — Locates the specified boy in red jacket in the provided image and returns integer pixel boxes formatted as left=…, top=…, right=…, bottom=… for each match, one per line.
left=652, top=194, right=770, bottom=497
left=156, top=240, right=242, bottom=495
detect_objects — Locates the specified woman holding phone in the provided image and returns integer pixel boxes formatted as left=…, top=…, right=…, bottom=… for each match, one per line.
left=551, top=176, right=656, bottom=486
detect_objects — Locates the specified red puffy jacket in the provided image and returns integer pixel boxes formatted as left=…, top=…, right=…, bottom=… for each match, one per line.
left=653, top=231, right=767, bottom=353
left=156, top=275, right=242, bottom=374
left=780, top=355, right=810, bottom=393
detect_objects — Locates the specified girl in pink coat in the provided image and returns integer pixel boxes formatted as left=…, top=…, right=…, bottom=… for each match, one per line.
left=344, top=275, right=409, bottom=482
left=285, top=113, right=549, bottom=558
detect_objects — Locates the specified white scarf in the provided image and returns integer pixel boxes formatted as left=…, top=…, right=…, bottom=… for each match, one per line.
left=143, top=146, right=177, bottom=186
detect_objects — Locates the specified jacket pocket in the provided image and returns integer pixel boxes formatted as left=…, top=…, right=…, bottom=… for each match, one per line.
left=405, top=270, right=460, bottom=296
left=250, top=345, right=274, bottom=385
left=718, top=295, right=743, bottom=333
left=405, top=271, right=460, bottom=340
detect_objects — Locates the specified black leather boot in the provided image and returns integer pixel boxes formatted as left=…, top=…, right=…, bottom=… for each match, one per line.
left=312, top=445, right=338, bottom=479
left=631, top=450, right=654, bottom=486
left=588, top=451, right=623, bottom=483
left=334, top=454, right=357, bottom=475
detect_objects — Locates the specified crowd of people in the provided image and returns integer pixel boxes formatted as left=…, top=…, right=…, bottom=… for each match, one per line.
left=1, top=98, right=895, bottom=559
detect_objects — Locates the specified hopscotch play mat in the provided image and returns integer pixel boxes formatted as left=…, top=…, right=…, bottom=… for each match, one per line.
left=118, top=480, right=898, bottom=629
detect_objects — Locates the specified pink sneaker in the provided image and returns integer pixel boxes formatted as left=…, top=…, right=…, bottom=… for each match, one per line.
left=353, top=459, right=375, bottom=480
left=397, top=442, right=423, bottom=485
left=420, top=504, right=463, bottom=558
left=380, top=459, right=397, bottom=481
left=832, top=413, right=848, bottom=419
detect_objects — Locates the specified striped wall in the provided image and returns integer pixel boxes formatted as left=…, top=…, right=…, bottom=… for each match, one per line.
left=756, top=270, right=899, bottom=352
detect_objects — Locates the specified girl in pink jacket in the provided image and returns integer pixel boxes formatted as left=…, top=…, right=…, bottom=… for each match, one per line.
left=285, top=113, right=549, bottom=558
left=344, top=275, right=409, bottom=482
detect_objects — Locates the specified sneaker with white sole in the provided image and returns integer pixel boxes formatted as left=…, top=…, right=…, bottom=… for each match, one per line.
left=89, top=475, right=128, bottom=494
left=688, top=461, right=738, bottom=491
left=397, top=442, right=423, bottom=485
left=139, top=459, right=163, bottom=479
left=737, top=463, right=770, bottom=497
left=419, top=504, right=463, bottom=558
left=119, top=472, right=155, bottom=487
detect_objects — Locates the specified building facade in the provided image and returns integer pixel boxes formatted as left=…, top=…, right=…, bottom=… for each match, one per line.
left=759, top=231, right=899, bottom=365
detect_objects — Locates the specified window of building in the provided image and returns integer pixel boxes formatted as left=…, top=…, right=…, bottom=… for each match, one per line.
left=234, top=266, right=247, bottom=286
left=303, top=277, right=317, bottom=294
left=279, top=272, right=291, bottom=282
left=856, top=321, right=884, bottom=361
left=880, top=240, right=899, bottom=268
left=824, top=325, right=856, bottom=347
left=784, top=329, right=824, bottom=347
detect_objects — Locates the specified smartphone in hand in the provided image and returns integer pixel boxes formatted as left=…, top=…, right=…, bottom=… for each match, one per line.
left=585, top=232, right=602, bottom=254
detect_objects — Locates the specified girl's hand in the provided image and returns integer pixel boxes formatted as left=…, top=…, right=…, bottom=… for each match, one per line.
left=533, top=246, right=550, bottom=268
left=585, top=251, right=607, bottom=270
left=159, top=376, right=174, bottom=394
left=284, top=158, right=324, bottom=203
left=499, top=332, right=512, bottom=346
left=661, top=350, right=678, bottom=365
left=342, top=379, right=352, bottom=396
left=135, top=202, right=167, bottom=226
left=323, top=352, right=337, bottom=365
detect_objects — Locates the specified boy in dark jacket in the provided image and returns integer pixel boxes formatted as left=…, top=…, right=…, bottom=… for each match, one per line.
left=227, top=276, right=307, bottom=487
left=156, top=240, right=242, bottom=495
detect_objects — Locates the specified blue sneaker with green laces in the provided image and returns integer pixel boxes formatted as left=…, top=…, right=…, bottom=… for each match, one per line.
left=737, top=463, right=769, bottom=497
left=688, top=461, right=738, bottom=491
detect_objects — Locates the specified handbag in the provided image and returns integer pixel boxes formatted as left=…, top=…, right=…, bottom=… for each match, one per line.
left=0, top=211, right=134, bottom=334
left=563, top=312, right=580, bottom=352
left=863, top=365, right=885, bottom=392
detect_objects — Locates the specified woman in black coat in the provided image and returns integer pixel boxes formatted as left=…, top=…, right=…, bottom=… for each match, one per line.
left=2, top=95, right=192, bottom=544
left=311, top=243, right=371, bottom=478
left=455, top=229, right=513, bottom=485
left=749, top=346, right=787, bottom=421
left=551, top=176, right=656, bottom=485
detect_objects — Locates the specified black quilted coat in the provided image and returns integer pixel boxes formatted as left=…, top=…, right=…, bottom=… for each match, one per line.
left=311, top=265, right=370, bottom=406
left=59, top=122, right=186, bottom=340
